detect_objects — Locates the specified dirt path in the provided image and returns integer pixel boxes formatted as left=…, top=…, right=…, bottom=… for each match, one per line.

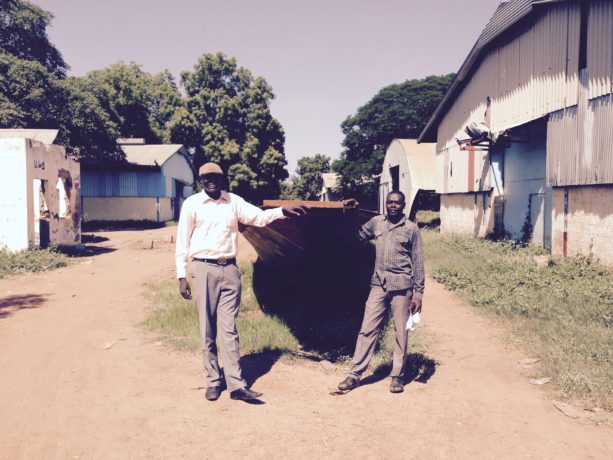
left=0, top=227, right=610, bottom=459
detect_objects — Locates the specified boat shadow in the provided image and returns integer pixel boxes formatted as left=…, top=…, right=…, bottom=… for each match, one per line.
left=252, top=245, right=375, bottom=359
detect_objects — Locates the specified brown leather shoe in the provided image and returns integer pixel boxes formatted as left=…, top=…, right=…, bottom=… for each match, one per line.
left=205, top=386, right=221, bottom=401
left=338, top=375, right=359, bottom=391
left=390, top=377, right=404, bottom=393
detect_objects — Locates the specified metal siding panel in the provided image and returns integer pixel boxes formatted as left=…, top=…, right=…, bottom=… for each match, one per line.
left=547, top=93, right=613, bottom=186
left=588, top=0, right=613, bottom=99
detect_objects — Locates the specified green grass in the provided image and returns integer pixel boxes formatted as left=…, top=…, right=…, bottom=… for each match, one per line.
left=142, top=261, right=300, bottom=354
left=0, top=247, right=68, bottom=279
left=422, top=227, right=613, bottom=410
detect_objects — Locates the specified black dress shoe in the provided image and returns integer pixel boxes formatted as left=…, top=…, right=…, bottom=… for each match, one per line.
left=205, top=386, right=221, bottom=401
left=338, top=375, right=359, bottom=391
left=230, top=388, right=263, bottom=401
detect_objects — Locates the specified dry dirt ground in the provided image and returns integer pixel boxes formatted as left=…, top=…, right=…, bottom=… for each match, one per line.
left=0, top=226, right=611, bottom=460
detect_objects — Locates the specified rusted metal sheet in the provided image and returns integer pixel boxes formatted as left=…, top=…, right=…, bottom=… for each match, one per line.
left=262, top=200, right=347, bottom=209
left=241, top=203, right=377, bottom=265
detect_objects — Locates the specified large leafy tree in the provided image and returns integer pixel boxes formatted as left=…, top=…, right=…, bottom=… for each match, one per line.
left=282, top=154, right=331, bottom=200
left=0, top=0, right=67, bottom=77
left=0, top=1, right=120, bottom=160
left=170, top=52, right=287, bottom=203
left=86, top=62, right=182, bottom=143
left=334, top=74, right=454, bottom=208
left=0, top=53, right=119, bottom=159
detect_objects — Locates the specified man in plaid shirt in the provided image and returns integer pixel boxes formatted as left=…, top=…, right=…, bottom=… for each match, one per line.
left=338, top=191, right=425, bottom=394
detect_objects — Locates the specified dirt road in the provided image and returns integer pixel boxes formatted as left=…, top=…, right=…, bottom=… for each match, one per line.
left=0, top=227, right=610, bottom=459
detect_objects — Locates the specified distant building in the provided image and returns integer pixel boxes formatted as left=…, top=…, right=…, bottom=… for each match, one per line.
left=378, top=139, right=438, bottom=218
left=81, top=140, right=194, bottom=223
left=0, top=129, right=81, bottom=251
left=320, top=172, right=340, bottom=201
left=419, top=0, right=613, bottom=264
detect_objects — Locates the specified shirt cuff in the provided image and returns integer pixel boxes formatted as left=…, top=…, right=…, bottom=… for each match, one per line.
left=413, top=290, right=423, bottom=301
left=176, top=266, right=187, bottom=279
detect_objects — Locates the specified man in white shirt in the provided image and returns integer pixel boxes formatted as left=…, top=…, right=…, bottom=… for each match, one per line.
left=175, top=162, right=306, bottom=402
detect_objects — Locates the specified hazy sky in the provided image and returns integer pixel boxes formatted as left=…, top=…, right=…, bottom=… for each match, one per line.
left=33, top=0, right=501, bottom=173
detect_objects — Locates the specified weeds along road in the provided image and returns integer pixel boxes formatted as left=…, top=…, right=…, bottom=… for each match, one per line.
left=0, top=227, right=610, bottom=459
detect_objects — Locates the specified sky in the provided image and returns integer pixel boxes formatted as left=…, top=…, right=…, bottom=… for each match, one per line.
left=33, top=0, right=502, bottom=174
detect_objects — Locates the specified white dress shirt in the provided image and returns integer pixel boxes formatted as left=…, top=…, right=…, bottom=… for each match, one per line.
left=175, top=190, right=284, bottom=278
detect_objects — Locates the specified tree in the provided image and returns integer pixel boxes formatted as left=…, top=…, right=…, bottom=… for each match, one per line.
left=282, top=154, right=331, bottom=200
left=0, top=0, right=67, bottom=77
left=85, top=62, right=182, bottom=143
left=0, top=53, right=120, bottom=160
left=334, top=74, right=454, bottom=208
left=170, top=52, right=288, bottom=203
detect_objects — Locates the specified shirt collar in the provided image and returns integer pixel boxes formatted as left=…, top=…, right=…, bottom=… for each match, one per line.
left=200, top=190, right=230, bottom=203
left=384, top=214, right=407, bottom=229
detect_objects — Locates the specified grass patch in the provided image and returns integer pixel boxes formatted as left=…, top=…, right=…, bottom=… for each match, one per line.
left=142, top=261, right=299, bottom=354
left=0, top=247, right=68, bottom=279
left=422, top=229, right=613, bottom=410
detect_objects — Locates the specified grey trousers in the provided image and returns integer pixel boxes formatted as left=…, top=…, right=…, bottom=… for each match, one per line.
left=349, top=285, right=412, bottom=379
left=191, top=260, right=246, bottom=391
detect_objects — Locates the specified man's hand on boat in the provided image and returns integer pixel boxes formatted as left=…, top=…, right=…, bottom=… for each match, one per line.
left=342, top=198, right=359, bottom=208
left=179, top=278, right=192, bottom=300
left=282, top=204, right=309, bottom=217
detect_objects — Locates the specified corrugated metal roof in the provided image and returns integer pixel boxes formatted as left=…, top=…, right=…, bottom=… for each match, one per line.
left=394, top=139, right=437, bottom=191
left=0, top=129, right=59, bottom=144
left=120, top=144, right=186, bottom=167
left=418, top=0, right=568, bottom=143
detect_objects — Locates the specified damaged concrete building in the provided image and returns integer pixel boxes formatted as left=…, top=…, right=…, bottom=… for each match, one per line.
left=0, top=129, right=81, bottom=251
left=419, top=0, right=613, bottom=265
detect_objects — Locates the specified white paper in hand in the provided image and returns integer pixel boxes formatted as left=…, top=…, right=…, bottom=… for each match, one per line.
left=406, top=312, right=421, bottom=331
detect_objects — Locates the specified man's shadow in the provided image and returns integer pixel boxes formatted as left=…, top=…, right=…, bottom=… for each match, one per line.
left=359, top=353, right=437, bottom=387
left=240, top=348, right=283, bottom=388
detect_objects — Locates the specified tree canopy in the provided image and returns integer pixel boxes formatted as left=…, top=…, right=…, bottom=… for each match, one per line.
left=333, top=74, right=454, bottom=208
left=0, top=0, right=67, bottom=77
left=0, top=53, right=120, bottom=159
left=281, top=154, right=331, bottom=200
left=85, top=62, right=182, bottom=143
left=170, top=52, right=288, bottom=203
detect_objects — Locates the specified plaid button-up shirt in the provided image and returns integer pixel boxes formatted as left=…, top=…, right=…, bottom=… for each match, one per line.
left=359, top=214, right=425, bottom=299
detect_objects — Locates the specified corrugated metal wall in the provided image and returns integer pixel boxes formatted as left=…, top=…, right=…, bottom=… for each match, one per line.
left=588, top=0, right=613, bottom=99
left=81, top=171, right=166, bottom=197
left=548, top=93, right=613, bottom=185
left=436, top=0, right=613, bottom=193
left=436, top=3, right=580, bottom=155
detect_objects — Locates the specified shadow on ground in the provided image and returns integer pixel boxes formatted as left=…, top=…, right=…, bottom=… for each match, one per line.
left=0, top=294, right=48, bottom=319
left=361, top=353, right=438, bottom=386
left=241, top=348, right=283, bottom=387
left=252, top=245, right=375, bottom=360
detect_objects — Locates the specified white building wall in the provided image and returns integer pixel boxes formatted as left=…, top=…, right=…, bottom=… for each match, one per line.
left=82, top=197, right=174, bottom=222
left=161, top=153, right=193, bottom=197
left=552, top=185, right=613, bottom=265
left=0, top=139, right=29, bottom=251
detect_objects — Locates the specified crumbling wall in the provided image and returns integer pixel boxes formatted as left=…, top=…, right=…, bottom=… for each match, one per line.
left=27, top=140, right=81, bottom=247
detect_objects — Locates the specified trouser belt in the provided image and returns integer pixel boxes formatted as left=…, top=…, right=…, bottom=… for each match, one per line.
left=194, top=257, right=236, bottom=266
